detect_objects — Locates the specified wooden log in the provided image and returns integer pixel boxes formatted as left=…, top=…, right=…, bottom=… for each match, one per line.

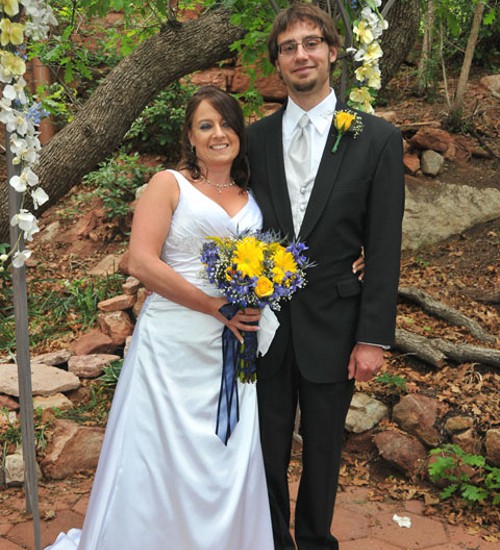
left=394, top=329, right=500, bottom=369
left=398, top=286, right=498, bottom=345
left=395, top=329, right=446, bottom=367
left=432, top=339, right=500, bottom=368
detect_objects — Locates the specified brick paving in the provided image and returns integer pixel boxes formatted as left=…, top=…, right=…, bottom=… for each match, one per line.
left=1, top=482, right=499, bottom=549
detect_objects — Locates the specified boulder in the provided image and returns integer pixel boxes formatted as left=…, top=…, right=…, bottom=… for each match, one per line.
left=421, top=150, right=445, bottom=176
left=410, top=127, right=452, bottom=153
left=31, top=350, right=72, bottom=366
left=451, top=428, right=482, bottom=456
left=70, top=329, right=117, bottom=356
left=0, top=363, right=79, bottom=397
left=444, top=415, right=474, bottom=434
left=480, top=74, right=500, bottom=98
left=345, top=393, right=388, bottom=433
left=98, top=311, right=134, bottom=345
left=98, top=294, right=136, bottom=312
left=122, top=276, right=142, bottom=295
left=374, top=431, right=427, bottom=479
left=403, top=153, right=420, bottom=175
left=485, top=428, right=500, bottom=466
left=393, top=394, right=441, bottom=447
left=90, top=254, right=122, bottom=277
left=40, top=419, right=105, bottom=480
left=402, top=181, right=500, bottom=250
left=68, top=353, right=121, bottom=378
left=33, top=393, right=73, bottom=411
left=0, top=394, right=19, bottom=411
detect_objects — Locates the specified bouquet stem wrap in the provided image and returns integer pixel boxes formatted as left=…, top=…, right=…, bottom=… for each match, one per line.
left=216, top=304, right=258, bottom=444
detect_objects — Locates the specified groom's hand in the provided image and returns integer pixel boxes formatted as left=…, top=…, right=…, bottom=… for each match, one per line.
left=348, top=343, right=384, bottom=382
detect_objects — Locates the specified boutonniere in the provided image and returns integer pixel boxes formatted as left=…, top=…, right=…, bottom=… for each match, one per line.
left=332, top=110, right=363, bottom=153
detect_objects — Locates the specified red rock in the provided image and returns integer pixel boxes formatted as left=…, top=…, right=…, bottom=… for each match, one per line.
left=0, top=395, right=19, bottom=411
left=70, top=329, right=117, bottom=355
left=41, top=419, right=105, bottom=480
left=98, top=311, right=134, bottom=345
left=410, top=127, right=452, bottom=153
left=98, top=293, right=136, bottom=312
left=403, top=153, right=420, bottom=175
left=374, top=431, right=427, bottom=479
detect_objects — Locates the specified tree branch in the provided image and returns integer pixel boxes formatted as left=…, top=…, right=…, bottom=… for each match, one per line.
left=398, top=286, right=498, bottom=345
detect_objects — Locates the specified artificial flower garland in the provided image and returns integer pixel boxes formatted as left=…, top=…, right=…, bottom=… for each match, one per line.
left=348, top=0, right=388, bottom=113
left=0, top=0, right=56, bottom=271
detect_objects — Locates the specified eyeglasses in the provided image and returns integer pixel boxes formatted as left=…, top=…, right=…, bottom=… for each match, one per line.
left=277, top=36, right=325, bottom=56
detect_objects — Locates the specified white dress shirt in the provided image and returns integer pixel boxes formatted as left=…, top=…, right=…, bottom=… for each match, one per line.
left=283, top=90, right=337, bottom=236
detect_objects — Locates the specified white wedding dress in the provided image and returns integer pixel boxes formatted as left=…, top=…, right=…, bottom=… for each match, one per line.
left=46, top=170, right=274, bottom=550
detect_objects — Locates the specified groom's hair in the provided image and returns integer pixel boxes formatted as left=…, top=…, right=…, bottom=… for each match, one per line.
left=267, top=4, right=340, bottom=66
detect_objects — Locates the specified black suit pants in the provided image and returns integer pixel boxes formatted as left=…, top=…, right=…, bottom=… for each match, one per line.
left=257, top=344, right=355, bottom=550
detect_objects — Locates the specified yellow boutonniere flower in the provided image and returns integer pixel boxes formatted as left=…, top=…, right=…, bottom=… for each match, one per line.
left=332, top=110, right=363, bottom=153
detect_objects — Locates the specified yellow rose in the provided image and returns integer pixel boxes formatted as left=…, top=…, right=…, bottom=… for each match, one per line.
left=334, top=111, right=356, bottom=133
left=255, top=276, right=274, bottom=298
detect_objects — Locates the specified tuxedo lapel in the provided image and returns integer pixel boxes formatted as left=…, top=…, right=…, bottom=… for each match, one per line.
left=298, top=107, right=349, bottom=241
left=264, top=108, right=295, bottom=239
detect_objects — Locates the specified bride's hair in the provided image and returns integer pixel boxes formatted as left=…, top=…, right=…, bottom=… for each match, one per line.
left=179, top=86, right=250, bottom=190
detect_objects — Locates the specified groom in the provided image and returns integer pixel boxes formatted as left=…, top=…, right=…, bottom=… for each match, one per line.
left=248, top=4, right=404, bottom=549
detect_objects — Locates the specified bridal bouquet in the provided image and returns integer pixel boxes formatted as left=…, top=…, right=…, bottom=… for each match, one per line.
left=200, top=231, right=312, bottom=444
left=201, top=231, right=311, bottom=314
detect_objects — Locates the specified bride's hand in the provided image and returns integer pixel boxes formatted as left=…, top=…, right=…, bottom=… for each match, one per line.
left=210, top=298, right=261, bottom=343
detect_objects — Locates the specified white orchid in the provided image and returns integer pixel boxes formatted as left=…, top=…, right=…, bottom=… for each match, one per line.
left=31, top=186, right=49, bottom=209
left=4, top=108, right=29, bottom=135
left=9, top=167, right=39, bottom=192
left=1, top=1, right=56, bottom=268
left=3, top=76, right=28, bottom=104
left=12, top=249, right=32, bottom=268
left=10, top=209, right=40, bottom=241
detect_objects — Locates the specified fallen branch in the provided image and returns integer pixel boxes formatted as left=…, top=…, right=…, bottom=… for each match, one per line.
left=398, top=286, right=498, bottom=345
left=395, top=329, right=500, bottom=369
left=395, top=329, right=446, bottom=367
left=398, top=121, right=441, bottom=130
left=433, top=339, right=500, bottom=368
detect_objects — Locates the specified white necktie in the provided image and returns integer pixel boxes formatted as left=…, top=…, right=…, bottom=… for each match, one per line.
left=288, top=114, right=311, bottom=181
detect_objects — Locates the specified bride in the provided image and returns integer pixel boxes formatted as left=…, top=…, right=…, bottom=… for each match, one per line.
left=46, top=86, right=274, bottom=549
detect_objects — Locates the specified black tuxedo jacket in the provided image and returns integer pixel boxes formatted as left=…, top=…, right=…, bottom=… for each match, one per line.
left=247, top=101, right=405, bottom=383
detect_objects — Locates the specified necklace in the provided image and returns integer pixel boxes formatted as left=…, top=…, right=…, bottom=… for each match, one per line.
left=201, top=175, right=236, bottom=194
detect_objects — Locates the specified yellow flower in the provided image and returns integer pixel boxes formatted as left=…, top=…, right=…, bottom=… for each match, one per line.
left=255, top=276, right=274, bottom=298
left=355, top=65, right=381, bottom=89
left=353, top=21, right=373, bottom=45
left=349, top=87, right=374, bottom=114
left=0, top=50, right=26, bottom=79
left=332, top=110, right=363, bottom=153
left=232, top=237, right=265, bottom=278
left=362, top=42, right=383, bottom=63
left=0, top=0, right=19, bottom=17
left=271, top=248, right=297, bottom=284
left=0, top=18, right=24, bottom=46
left=334, top=111, right=356, bottom=133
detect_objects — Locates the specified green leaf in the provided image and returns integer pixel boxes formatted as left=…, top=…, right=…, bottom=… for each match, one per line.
left=440, top=484, right=459, bottom=499
left=461, top=484, right=488, bottom=502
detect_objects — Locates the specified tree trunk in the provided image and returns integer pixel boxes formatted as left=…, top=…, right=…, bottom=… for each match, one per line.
left=449, top=1, right=485, bottom=117
left=0, top=8, right=243, bottom=242
left=380, top=0, right=420, bottom=85
left=0, top=2, right=419, bottom=242
left=416, top=0, right=436, bottom=94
